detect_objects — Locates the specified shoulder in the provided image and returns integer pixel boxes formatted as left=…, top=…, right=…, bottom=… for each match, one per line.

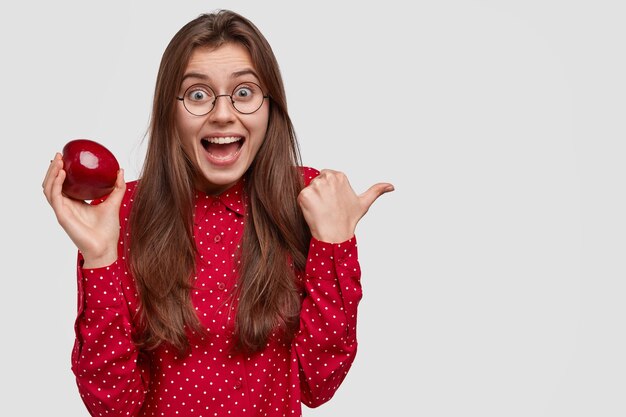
left=299, top=166, right=320, bottom=187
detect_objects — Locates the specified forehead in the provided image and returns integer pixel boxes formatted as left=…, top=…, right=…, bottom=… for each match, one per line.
left=184, top=43, right=257, bottom=79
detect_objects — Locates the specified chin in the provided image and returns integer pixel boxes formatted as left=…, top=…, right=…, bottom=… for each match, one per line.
left=196, top=165, right=247, bottom=194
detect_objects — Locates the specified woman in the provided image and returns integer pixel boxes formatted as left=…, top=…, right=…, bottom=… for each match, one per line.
left=43, top=10, right=393, bottom=417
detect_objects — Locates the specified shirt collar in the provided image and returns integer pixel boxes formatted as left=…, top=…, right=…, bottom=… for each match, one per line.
left=194, top=177, right=247, bottom=216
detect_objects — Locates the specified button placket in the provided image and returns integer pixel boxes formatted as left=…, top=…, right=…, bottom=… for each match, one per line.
left=210, top=198, right=225, bottom=247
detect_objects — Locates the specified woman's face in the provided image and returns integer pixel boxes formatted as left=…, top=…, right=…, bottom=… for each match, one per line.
left=176, top=43, right=269, bottom=195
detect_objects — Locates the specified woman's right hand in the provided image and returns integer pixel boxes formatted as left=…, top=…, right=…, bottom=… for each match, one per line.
left=42, top=152, right=126, bottom=268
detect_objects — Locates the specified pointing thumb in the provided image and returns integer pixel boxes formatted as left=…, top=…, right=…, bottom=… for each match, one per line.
left=359, top=182, right=395, bottom=212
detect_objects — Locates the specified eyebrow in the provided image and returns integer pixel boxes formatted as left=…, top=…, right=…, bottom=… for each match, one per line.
left=181, top=72, right=209, bottom=82
left=181, top=69, right=261, bottom=83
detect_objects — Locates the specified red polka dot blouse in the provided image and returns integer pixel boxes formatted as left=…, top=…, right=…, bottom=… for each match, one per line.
left=71, top=167, right=362, bottom=417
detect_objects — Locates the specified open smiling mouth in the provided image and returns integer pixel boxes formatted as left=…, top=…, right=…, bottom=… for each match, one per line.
left=200, top=136, right=245, bottom=161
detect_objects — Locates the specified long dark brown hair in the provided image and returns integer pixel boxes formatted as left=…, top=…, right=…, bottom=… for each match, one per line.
left=128, top=10, right=310, bottom=354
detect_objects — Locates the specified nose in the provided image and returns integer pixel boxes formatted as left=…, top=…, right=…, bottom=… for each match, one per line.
left=209, top=94, right=236, bottom=122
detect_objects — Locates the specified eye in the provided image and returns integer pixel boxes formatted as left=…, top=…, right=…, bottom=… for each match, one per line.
left=186, top=85, right=213, bottom=102
left=233, top=85, right=256, bottom=101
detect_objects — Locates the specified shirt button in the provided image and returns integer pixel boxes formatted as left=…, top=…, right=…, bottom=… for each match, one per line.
left=217, top=282, right=226, bottom=291
left=214, top=234, right=222, bottom=243
left=234, top=381, right=242, bottom=390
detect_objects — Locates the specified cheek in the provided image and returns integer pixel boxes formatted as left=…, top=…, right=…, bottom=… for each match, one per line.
left=249, top=109, right=270, bottom=143
left=175, top=111, right=200, bottom=148
left=175, top=109, right=191, bottom=137
left=174, top=117, right=201, bottom=165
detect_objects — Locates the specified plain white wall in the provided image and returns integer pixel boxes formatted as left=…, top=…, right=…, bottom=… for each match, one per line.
left=2, top=0, right=625, bottom=416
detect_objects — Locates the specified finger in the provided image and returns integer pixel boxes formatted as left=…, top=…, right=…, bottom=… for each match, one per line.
left=313, top=169, right=340, bottom=183
left=43, top=155, right=64, bottom=204
left=48, top=167, right=67, bottom=209
left=358, top=182, right=395, bottom=212
left=102, top=169, right=126, bottom=207
left=42, top=153, right=62, bottom=191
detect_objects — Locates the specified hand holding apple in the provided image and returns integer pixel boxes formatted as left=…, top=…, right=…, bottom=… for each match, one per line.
left=61, top=139, right=120, bottom=201
left=42, top=140, right=126, bottom=268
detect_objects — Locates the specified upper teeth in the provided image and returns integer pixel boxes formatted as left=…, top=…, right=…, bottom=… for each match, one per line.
left=206, top=136, right=242, bottom=144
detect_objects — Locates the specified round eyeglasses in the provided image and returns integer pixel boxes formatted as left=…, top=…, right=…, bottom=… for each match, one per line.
left=176, top=82, right=269, bottom=116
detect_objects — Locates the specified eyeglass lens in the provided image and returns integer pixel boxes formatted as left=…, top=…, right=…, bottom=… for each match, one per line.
left=182, top=82, right=265, bottom=115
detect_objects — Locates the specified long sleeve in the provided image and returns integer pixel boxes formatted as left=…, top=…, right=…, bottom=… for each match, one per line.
left=71, top=257, right=149, bottom=417
left=294, top=236, right=362, bottom=408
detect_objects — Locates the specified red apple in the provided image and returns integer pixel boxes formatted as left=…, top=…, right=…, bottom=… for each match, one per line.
left=62, top=139, right=120, bottom=200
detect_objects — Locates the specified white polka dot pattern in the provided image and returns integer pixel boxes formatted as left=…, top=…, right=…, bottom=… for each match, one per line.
left=71, top=167, right=362, bottom=417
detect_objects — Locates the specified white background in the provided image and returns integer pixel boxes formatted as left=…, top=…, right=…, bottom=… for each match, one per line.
left=1, top=0, right=625, bottom=416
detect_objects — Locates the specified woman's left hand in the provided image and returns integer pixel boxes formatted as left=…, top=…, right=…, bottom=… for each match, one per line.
left=297, top=169, right=394, bottom=243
